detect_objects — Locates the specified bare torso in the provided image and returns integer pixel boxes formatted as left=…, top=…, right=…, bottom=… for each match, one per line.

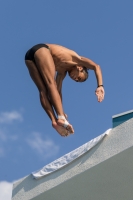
left=47, top=44, right=81, bottom=73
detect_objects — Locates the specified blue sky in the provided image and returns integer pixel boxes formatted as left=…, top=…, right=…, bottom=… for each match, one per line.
left=0, top=0, right=133, bottom=199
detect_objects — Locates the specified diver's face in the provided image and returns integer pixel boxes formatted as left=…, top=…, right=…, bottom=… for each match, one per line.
left=69, top=66, right=86, bottom=82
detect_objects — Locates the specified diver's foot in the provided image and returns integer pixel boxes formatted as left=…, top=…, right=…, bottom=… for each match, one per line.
left=52, top=122, right=70, bottom=137
left=57, top=115, right=74, bottom=134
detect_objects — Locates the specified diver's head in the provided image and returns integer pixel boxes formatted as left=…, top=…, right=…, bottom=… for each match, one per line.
left=68, top=66, right=88, bottom=82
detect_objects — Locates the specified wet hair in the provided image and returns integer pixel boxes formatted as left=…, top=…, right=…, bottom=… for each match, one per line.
left=82, top=67, right=89, bottom=82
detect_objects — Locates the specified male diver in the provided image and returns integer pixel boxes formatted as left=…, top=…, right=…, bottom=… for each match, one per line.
left=25, top=44, right=105, bottom=137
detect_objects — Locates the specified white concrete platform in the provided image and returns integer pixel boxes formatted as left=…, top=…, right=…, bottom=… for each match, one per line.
left=12, top=118, right=133, bottom=200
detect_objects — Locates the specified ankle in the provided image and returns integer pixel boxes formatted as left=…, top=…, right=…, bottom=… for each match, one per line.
left=57, top=115, right=66, bottom=120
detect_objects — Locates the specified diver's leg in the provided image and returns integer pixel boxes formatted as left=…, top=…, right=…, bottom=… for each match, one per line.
left=34, top=48, right=74, bottom=133
left=25, top=60, right=70, bottom=137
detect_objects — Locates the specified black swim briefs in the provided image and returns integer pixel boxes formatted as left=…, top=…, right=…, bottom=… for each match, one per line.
left=25, top=44, right=50, bottom=62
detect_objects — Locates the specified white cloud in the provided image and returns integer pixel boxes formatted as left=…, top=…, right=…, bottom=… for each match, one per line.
left=0, top=181, right=13, bottom=200
left=27, top=132, right=59, bottom=159
left=0, top=111, right=23, bottom=124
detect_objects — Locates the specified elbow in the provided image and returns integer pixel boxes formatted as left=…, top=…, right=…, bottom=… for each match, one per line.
left=95, top=64, right=101, bottom=72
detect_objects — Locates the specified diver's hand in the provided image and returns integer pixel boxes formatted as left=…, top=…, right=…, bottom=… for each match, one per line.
left=95, top=86, right=105, bottom=102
